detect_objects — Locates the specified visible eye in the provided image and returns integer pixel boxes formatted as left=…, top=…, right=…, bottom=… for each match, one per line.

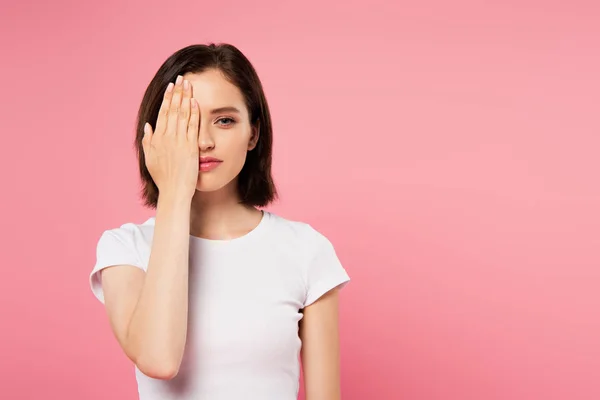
left=216, top=117, right=236, bottom=127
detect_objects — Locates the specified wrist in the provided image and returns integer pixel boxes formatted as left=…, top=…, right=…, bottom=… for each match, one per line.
left=157, top=190, right=193, bottom=209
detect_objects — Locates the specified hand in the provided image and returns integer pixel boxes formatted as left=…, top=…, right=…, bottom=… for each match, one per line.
left=142, top=75, right=200, bottom=201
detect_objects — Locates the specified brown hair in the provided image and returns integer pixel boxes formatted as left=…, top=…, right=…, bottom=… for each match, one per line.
left=134, top=43, right=277, bottom=209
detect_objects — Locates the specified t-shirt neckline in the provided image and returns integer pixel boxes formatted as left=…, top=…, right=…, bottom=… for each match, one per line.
left=188, top=210, right=270, bottom=246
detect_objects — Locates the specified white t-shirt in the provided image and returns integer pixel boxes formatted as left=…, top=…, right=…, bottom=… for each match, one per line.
left=89, top=210, right=350, bottom=400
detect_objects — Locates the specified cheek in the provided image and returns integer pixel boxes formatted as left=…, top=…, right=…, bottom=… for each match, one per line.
left=218, top=131, right=251, bottom=165
left=220, top=128, right=252, bottom=153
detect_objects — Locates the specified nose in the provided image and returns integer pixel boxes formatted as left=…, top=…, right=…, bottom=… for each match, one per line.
left=198, top=122, right=215, bottom=152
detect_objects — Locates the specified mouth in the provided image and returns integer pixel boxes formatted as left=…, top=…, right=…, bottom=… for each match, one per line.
left=199, top=156, right=222, bottom=172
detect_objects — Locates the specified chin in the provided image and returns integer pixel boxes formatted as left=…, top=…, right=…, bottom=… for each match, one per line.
left=195, top=175, right=237, bottom=193
left=195, top=183, right=228, bottom=193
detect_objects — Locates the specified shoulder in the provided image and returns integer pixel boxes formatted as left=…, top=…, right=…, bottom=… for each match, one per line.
left=100, top=217, right=155, bottom=242
left=90, top=217, right=155, bottom=303
left=264, top=212, right=350, bottom=307
left=264, top=211, right=335, bottom=252
left=95, top=217, right=156, bottom=264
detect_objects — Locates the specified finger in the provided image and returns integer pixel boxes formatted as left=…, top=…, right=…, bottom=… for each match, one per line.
left=166, top=75, right=184, bottom=136
left=142, top=122, right=153, bottom=156
left=155, top=82, right=174, bottom=136
left=177, top=79, right=192, bottom=141
left=188, top=97, right=200, bottom=144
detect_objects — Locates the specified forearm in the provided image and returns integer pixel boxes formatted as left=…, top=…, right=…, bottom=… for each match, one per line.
left=127, top=192, right=192, bottom=376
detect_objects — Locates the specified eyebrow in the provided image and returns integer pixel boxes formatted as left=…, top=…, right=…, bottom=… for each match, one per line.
left=210, top=106, right=241, bottom=115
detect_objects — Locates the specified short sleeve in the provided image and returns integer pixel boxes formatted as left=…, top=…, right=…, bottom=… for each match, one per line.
left=89, top=226, right=146, bottom=304
left=303, top=229, right=351, bottom=307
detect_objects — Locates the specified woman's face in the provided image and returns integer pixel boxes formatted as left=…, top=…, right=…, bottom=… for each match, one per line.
left=183, top=69, right=258, bottom=194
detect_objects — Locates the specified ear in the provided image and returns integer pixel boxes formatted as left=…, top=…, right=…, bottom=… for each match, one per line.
left=247, top=121, right=260, bottom=151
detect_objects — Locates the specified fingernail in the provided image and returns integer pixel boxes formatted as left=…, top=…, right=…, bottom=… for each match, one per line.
left=176, top=75, right=183, bottom=85
left=166, top=82, right=174, bottom=92
left=144, top=123, right=150, bottom=134
left=183, top=79, right=189, bottom=90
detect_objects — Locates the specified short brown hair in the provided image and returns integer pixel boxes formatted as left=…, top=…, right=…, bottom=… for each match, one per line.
left=134, top=43, right=277, bottom=209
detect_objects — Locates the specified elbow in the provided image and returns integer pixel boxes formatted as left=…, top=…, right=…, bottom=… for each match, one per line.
left=135, top=355, right=181, bottom=380
left=142, top=364, right=180, bottom=381
left=123, top=330, right=184, bottom=380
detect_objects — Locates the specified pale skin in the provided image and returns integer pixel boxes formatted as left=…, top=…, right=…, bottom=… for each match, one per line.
left=99, top=70, right=343, bottom=398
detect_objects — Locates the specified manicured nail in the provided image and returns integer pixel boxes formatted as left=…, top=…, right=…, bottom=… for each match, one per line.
left=144, top=123, right=151, bottom=134
left=176, top=75, right=183, bottom=85
left=183, top=79, right=189, bottom=90
left=166, top=82, right=174, bottom=92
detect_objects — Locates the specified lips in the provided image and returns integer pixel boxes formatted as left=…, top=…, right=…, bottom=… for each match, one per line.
left=200, top=156, right=222, bottom=163
left=199, top=156, right=222, bottom=172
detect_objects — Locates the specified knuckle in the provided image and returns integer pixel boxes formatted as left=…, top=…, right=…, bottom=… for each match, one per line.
left=179, top=109, right=190, bottom=120
left=158, top=106, right=169, bottom=117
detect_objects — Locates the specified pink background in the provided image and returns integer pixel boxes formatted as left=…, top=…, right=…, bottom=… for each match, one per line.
left=1, top=0, right=599, bottom=399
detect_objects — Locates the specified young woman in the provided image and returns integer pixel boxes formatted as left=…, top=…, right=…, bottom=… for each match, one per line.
left=89, top=43, right=350, bottom=400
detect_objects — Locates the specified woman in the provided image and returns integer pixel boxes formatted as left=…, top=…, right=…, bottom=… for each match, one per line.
left=89, top=43, right=350, bottom=400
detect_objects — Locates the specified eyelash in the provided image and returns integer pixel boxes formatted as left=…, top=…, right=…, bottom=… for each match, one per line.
left=216, top=117, right=236, bottom=127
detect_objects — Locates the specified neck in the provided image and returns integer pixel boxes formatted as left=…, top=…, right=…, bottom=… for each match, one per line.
left=189, top=181, right=261, bottom=240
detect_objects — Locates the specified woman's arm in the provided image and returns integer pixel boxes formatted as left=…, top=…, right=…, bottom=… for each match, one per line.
left=101, top=194, right=191, bottom=380
left=100, top=76, right=199, bottom=380
left=300, top=287, right=343, bottom=400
